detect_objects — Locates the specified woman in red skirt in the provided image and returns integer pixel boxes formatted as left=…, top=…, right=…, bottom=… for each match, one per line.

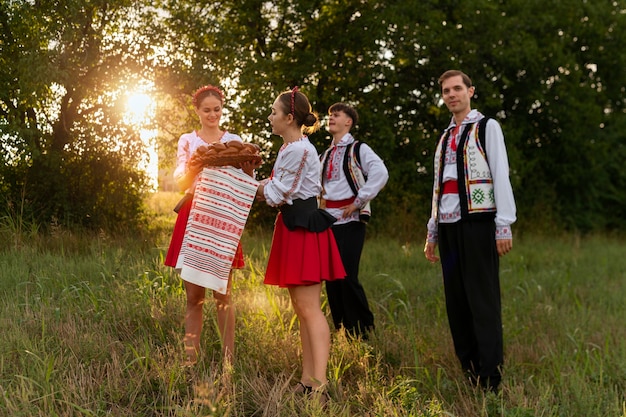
left=164, top=85, right=258, bottom=365
left=256, top=87, right=346, bottom=396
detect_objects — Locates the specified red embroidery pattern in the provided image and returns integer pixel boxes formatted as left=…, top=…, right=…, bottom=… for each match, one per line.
left=286, top=148, right=308, bottom=195
left=178, top=167, right=259, bottom=294
left=196, top=185, right=254, bottom=209
left=327, top=146, right=339, bottom=179
left=187, top=243, right=233, bottom=261
left=191, top=213, right=243, bottom=235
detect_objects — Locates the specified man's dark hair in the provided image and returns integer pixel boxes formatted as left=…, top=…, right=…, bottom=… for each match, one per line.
left=438, top=70, right=473, bottom=88
left=328, top=102, right=359, bottom=126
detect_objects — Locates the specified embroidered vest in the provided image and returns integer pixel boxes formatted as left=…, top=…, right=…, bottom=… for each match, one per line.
left=321, top=141, right=372, bottom=223
left=433, top=117, right=496, bottom=221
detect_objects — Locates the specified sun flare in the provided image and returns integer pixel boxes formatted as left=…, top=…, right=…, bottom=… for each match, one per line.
left=126, top=92, right=154, bottom=127
left=125, top=91, right=159, bottom=191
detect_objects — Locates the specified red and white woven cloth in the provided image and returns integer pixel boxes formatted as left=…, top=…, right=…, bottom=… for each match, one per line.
left=176, top=167, right=259, bottom=294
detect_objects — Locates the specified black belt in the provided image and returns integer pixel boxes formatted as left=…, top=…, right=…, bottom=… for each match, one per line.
left=279, top=197, right=337, bottom=232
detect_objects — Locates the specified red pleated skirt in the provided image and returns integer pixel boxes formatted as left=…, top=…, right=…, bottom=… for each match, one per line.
left=164, top=197, right=245, bottom=269
left=264, top=213, right=346, bottom=287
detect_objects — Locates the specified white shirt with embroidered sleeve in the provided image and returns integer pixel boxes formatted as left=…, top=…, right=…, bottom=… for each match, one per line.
left=353, top=142, right=388, bottom=205
left=484, top=118, right=516, bottom=239
left=172, top=131, right=244, bottom=193
left=263, top=137, right=322, bottom=207
left=322, top=133, right=389, bottom=225
left=426, top=111, right=516, bottom=242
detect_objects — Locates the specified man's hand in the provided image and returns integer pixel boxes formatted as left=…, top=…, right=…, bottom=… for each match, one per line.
left=424, top=241, right=440, bottom=263
left=340, top=203, right=358, bottom=218
left=496, top=238, right=512, bottom=256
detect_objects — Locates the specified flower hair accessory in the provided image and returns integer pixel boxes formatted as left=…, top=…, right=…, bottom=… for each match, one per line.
left=290, top=86, right=299, bottom=115
left=192, top=85, right=224, bottom=107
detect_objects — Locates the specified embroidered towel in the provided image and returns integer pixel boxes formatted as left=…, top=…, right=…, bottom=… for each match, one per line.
left=177, top=167, right=259, bottom=294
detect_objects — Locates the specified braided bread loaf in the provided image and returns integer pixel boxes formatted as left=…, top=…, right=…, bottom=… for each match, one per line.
left=189, top=141, right=262, bottom=169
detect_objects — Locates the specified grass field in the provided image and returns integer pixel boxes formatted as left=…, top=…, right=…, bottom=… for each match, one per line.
left=0, top=194, right=625, bottom=416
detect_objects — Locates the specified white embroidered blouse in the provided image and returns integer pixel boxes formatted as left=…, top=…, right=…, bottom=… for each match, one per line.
left=263, top=137, right=322, bottom=207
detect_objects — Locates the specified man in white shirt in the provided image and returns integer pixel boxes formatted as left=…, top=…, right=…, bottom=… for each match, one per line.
left=320, top=103, right=389, bottom=339
left=424, top=70, right=516, bottom=393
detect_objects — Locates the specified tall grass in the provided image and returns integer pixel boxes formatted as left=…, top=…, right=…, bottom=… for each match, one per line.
left=0, top=195, right=625, bottom=416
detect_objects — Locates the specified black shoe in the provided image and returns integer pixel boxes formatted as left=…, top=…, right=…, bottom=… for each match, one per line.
left=479, top=376, right=501, bottom=394
left=464, top=368, right=479, bottom=387
left=292, top=381, right=313, bottom=394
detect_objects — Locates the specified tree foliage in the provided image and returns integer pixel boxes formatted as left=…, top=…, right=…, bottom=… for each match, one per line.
left=2, top=0, right=625, bottom=235
left=0, top=0, right=157, bottom=229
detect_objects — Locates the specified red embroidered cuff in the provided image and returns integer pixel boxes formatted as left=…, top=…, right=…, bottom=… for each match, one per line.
left=495, top=225, right=512, bottom=239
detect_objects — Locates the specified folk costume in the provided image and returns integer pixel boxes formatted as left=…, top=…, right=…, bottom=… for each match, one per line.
left=165, top=131, right=246, bottom=270
left=427, top=109, right=516, bottom=390
left=320, top=133, right=388, bottom=336
left=263, top=137, right=346, bottom=287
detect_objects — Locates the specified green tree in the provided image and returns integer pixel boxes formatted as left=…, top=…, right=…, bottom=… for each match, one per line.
left=153, top=0, right=623, bottom=235
left=3, top=0, right=625, bottom=234
left=0, top=0, right=157, bottom=229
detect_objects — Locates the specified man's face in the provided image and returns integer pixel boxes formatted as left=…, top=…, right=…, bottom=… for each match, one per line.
left=327, top=110, right=352, bottom=136
left=441, top=75, right=474, bottom=116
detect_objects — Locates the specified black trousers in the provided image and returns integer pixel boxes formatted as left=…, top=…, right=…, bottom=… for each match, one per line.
left=439, top=220, right=503, bottom=388
left=326, top=221, right=374, bottom=336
